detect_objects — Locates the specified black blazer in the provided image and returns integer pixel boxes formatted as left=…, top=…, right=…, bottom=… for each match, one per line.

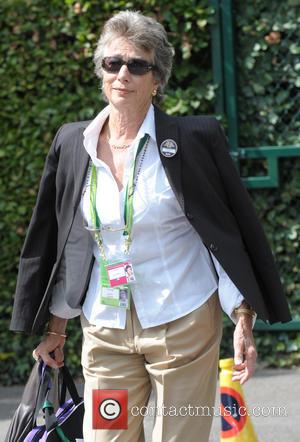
left=10, top=106, right=292, bottom=334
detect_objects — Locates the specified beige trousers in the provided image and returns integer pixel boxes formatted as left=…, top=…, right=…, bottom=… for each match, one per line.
left=80, top=290, right=223, bottom=442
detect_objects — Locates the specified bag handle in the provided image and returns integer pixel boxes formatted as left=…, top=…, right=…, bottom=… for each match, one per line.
left=33, top=364, right=52, bottom=422
left=46, top=351, right=82, bottom=406
left=33, top=361, right=81, bottom=440
left=59, top=365, right=82, bottom=405
left=34, top=360, right=81, bottom=421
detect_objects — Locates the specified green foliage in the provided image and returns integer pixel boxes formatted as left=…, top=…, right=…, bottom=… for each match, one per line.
left=221, top=156, right=300, bottom=367
left=0, top=0, right=299, bottom=384
left=234, top=0, right=300, bottom=146
left=221, top=0, right=300, bottom=368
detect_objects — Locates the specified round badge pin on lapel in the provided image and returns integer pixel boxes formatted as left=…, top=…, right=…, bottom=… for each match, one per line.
left=160, top=139, right=178, bottom=158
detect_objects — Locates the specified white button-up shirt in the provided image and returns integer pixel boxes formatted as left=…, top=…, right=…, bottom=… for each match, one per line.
left=50, top=104, right=247, bottom=328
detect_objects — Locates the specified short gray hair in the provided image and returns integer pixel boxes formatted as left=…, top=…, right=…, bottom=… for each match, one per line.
left=93, top=11, right=174, bottom=103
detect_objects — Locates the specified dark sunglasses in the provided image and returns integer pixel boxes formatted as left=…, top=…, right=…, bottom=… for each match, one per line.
left=101, top=56, right=156, bottom=75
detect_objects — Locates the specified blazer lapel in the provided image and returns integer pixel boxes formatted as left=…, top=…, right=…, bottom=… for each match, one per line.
left=154, top=106, right=185, bottom=213
left=72, top=127, right=91, bottom=211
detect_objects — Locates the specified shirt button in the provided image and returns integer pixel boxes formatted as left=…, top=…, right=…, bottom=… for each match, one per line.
left=186, top=212, right=194, bottom=220
left=209, top=243, right=218, bottom=252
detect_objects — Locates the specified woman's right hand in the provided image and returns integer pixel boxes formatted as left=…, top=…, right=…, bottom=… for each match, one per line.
left=32, top=334, right=66, bottom=369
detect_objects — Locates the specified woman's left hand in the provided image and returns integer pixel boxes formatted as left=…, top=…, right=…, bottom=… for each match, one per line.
left=232, top=314, right=257, bottom=384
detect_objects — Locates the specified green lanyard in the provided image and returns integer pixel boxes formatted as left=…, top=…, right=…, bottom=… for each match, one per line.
left=89, top=133, right=150, bottom=260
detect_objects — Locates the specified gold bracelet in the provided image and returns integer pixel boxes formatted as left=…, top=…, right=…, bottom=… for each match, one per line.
left=46, top=331, right=67, bottom=338
left=234, top=308, right=256, bottom=317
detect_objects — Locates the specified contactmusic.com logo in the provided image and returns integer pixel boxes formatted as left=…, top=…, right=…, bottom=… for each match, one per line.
left=93, top=389, right=128, bottom=429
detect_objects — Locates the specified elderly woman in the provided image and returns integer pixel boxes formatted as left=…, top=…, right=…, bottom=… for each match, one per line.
left=10, top=10, right=291, bottom=442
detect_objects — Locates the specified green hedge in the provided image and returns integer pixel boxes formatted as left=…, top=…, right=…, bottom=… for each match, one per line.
left=0, top=0, right=299, bottom=384
left=230, top=0, right=300, bottom=367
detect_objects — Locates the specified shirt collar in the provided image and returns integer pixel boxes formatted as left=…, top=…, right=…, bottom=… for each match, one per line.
left=135, top=103, right=156, bottom=143
left=83, top=104, right=156, bottom=164
left=83, top=105, right=110, bottom=163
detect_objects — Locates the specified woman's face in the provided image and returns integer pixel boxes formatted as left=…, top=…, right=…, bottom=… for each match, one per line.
left=102, top=37, right=158, bottom=112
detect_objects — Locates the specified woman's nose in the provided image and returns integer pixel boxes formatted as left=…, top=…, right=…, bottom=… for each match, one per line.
left=117, top=64, right=130, bottom=80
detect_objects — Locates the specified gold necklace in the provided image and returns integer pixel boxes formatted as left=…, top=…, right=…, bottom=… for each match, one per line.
left=105, top=126, right=133, bottom=150
left=109, top=141, right=132, bottom=150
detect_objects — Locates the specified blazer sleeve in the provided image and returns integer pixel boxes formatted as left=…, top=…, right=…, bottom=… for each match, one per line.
left=10, top=125, right=64, bottom=333
left=209, top=119, right=290, bottom=320
left=49, top=248, right=82, bottom=319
